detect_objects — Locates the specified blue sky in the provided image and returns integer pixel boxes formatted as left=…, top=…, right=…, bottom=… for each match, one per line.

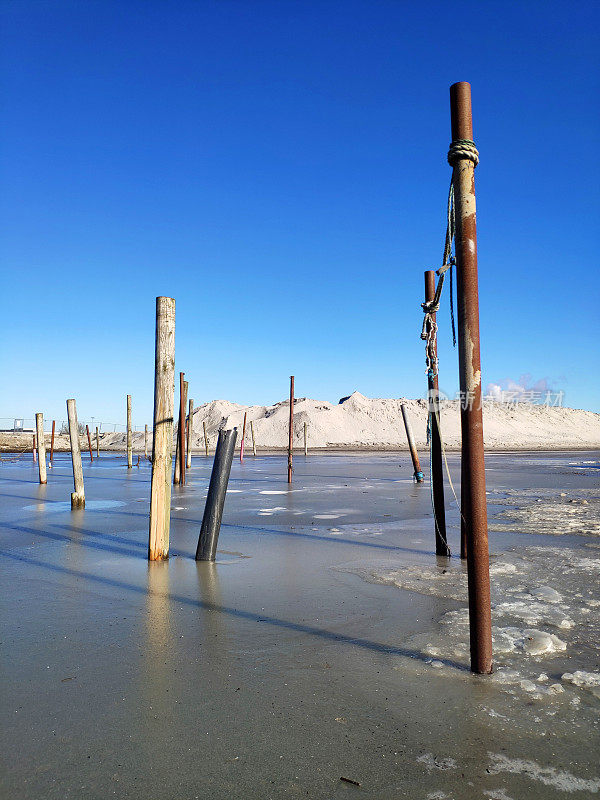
left=1, top=0, right=598, bottom=428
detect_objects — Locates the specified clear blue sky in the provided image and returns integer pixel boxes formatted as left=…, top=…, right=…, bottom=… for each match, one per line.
left=1, top=0, right=598, bottom=427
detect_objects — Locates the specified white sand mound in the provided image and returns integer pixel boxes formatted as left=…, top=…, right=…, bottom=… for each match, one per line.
left=186, top=391, right=600, bottom=450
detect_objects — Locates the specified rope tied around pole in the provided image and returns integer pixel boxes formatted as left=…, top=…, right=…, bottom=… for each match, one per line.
left=447, top=138, right=479, bottom=167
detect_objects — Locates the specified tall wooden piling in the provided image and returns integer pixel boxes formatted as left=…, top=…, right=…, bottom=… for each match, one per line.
left=449, top=81, right=492, bottom=674
left=144, top=424, right=149, bottom=459
left=287, top=376, right=294, bottom=483
left=126, top=395, right=133, bottom=468
left=203, top=421, right=209, bottom=457
left=95, top=426, right=100, bottom=458
left=187, top=398, right=193, bottom=469
left=425, top=270, right=448, bottom=555
left=148, top=296, right=175, bottom=561
left=250, top=420, right=257, bottom=456
left=35, top=413, right=47, bottom=484
left=50, top=420, right=55, bottom=467
left=66, top=398, right=85, bottom=508
left=240, top=412, right=247, bottom=461
left=303, top=421, right=308, bottom=456
left=400, top=404, right=423, bottom=482
left=86, top=424, right=94, bottom=462
left=32, top=433, right=37, bottom=463
left=174, top=376, right=187, bottom=485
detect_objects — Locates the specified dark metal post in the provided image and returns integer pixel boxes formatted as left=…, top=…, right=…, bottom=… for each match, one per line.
left=195, top=428, right=238, bottom=561
left=400, top=404, right=423, bottom=482
left=50, top=420, right=55, bottom=467
left=287, top=376, right=294, bottom=483
left=86, top=424, right=94, bottom=462
left=178, top=372, right=186, bottom=485
left=449, top=81, right=492, bottom=674
left=425, top=271, right=448, bottom=555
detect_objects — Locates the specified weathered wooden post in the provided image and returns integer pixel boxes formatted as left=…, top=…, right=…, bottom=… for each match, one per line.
left=203, top=421, right=209, bottom=456
left=49, top=420, right=55, bottom=467
left=425, top=270, right=448, bottom=555
left=148, top=297, right=175, bottom=561
left=250, top=420, right=257, bottom=456
left=66, top=399, right=85, bottom=508
left=303, top=421, right=308, bottom=456
left=195, top=428, right=238, bottom=562
left=32, top=433, right=37, bottom=463
left=174, top=375, right=187, bottom=484
left=287, top=376, right=294, bottom=483
left=186, top=398, right=193, bottom=469
left=144, top=424, right=148, bottom=459
left=400, top=404, right=423, bottom=482
left=126, top=395, right=133, bottom=468
left=35, top=413, right=47, bottom=484
left=240, top=412, right=247, bottom=461
left=86, top=424, right=94, bottom=462
left=95, top=426, right=100, bottom=458
left=449, top=81, right=492, bottom=674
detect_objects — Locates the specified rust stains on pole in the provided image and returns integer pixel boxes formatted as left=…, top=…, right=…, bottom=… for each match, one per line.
left=86, top=424, right=94, bottom=462
left=287, top=376, right=294, bottom=483
left=425, top=270, right=449, bottom=555
left=179, top=373, right=186, bottom=485
left=449, top=81, right=492, bottom=674
left=50, top=420, right=55, bottom=467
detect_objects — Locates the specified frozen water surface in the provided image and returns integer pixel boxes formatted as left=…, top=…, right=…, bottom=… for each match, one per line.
left=1, top=450, right=599, bottom=798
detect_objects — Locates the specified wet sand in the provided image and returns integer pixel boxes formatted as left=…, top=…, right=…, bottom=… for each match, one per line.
left=1, top=451, right=599, bottom=798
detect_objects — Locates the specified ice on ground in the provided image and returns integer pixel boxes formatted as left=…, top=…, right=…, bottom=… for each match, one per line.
left=488, top=487, right=600, bottom=537
left=487, top=752, right=600, bottom=793
left=417, top=753, right=457, bottom=772
left=562, top=671, right=600, bottom=698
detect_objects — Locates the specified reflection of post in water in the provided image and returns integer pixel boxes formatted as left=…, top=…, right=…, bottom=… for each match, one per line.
left=196, top=562, right=230, bottom=676
left=142, top=563, right=174, bottom=723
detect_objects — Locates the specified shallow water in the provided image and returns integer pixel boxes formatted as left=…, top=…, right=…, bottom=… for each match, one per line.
left=1, top=450, right=598, bottom=799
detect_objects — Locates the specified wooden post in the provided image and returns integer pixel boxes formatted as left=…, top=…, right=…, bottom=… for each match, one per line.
left=148, top=296, right=175, bottom=561
left=49, top=420, right=55, bottom=467
left=287, top=376, right=294, bottom=483
left=126, top=395, right=133, bottom=468
left=203, top=421, right=209, bottom=457
left=35, top=413, right=47, bottom=484
left=425, top=270, right=448, bottom=555
left=449, top=81, right=492, bottom=674
left=240, top=412, right=247, bottom=461
left=174, top=376, right=187, bottom=484
left=187, top=398, right=193, bottom=469
left=95, top=426, right=100, bottom=458
left=86, top=424, right=94, bottom=462
left=144, top=424, right=149, bottom=459
left=250, top=420, right=257, bottom=456
left=304, top=421, right=308, bottom=456
left=32, top=433, right=37, bottom=463
left=66, top=398, right=85, bottom=508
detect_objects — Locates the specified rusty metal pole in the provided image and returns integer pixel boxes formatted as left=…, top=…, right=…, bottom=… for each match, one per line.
left=449, top=81, right=492, bottom=674
left=86, top=425, right=94, bottom=462
left=425, top=271, right=449, bottom=555
left=50, top=420, right=55, bottom=467
left=179, top=372, right=186, bottom=485
left=287, top=376, right=294, bottom=483
left=240, top=412, right=247, bottom=461
left=400, top=404, right=423, bottom=482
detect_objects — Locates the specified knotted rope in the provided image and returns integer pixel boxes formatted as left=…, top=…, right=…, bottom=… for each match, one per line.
left=447, top=138, right=479, bottom=167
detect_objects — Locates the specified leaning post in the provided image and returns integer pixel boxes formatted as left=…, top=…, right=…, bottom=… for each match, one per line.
left=148, top=297, right=175, bottom=560
left=400, top=404, right=423, bottom=482
left=287, top=376, right=294, bottom=483
left=425, top=270, right=448, bottom=555
left=66, top=399, right=85, bottom=508
left=35, top=413, right=47, bottom=484
left=86, top=424, right=94, bottom=462
left=250, top=420, right=257, bottom=456
left=187, top=398, right=193, bottom=469
left=195, top=428, right=238, bottom=562
left=449, top=81, right=492, bottom=674
left=126, top=395, right=133, bottom=468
